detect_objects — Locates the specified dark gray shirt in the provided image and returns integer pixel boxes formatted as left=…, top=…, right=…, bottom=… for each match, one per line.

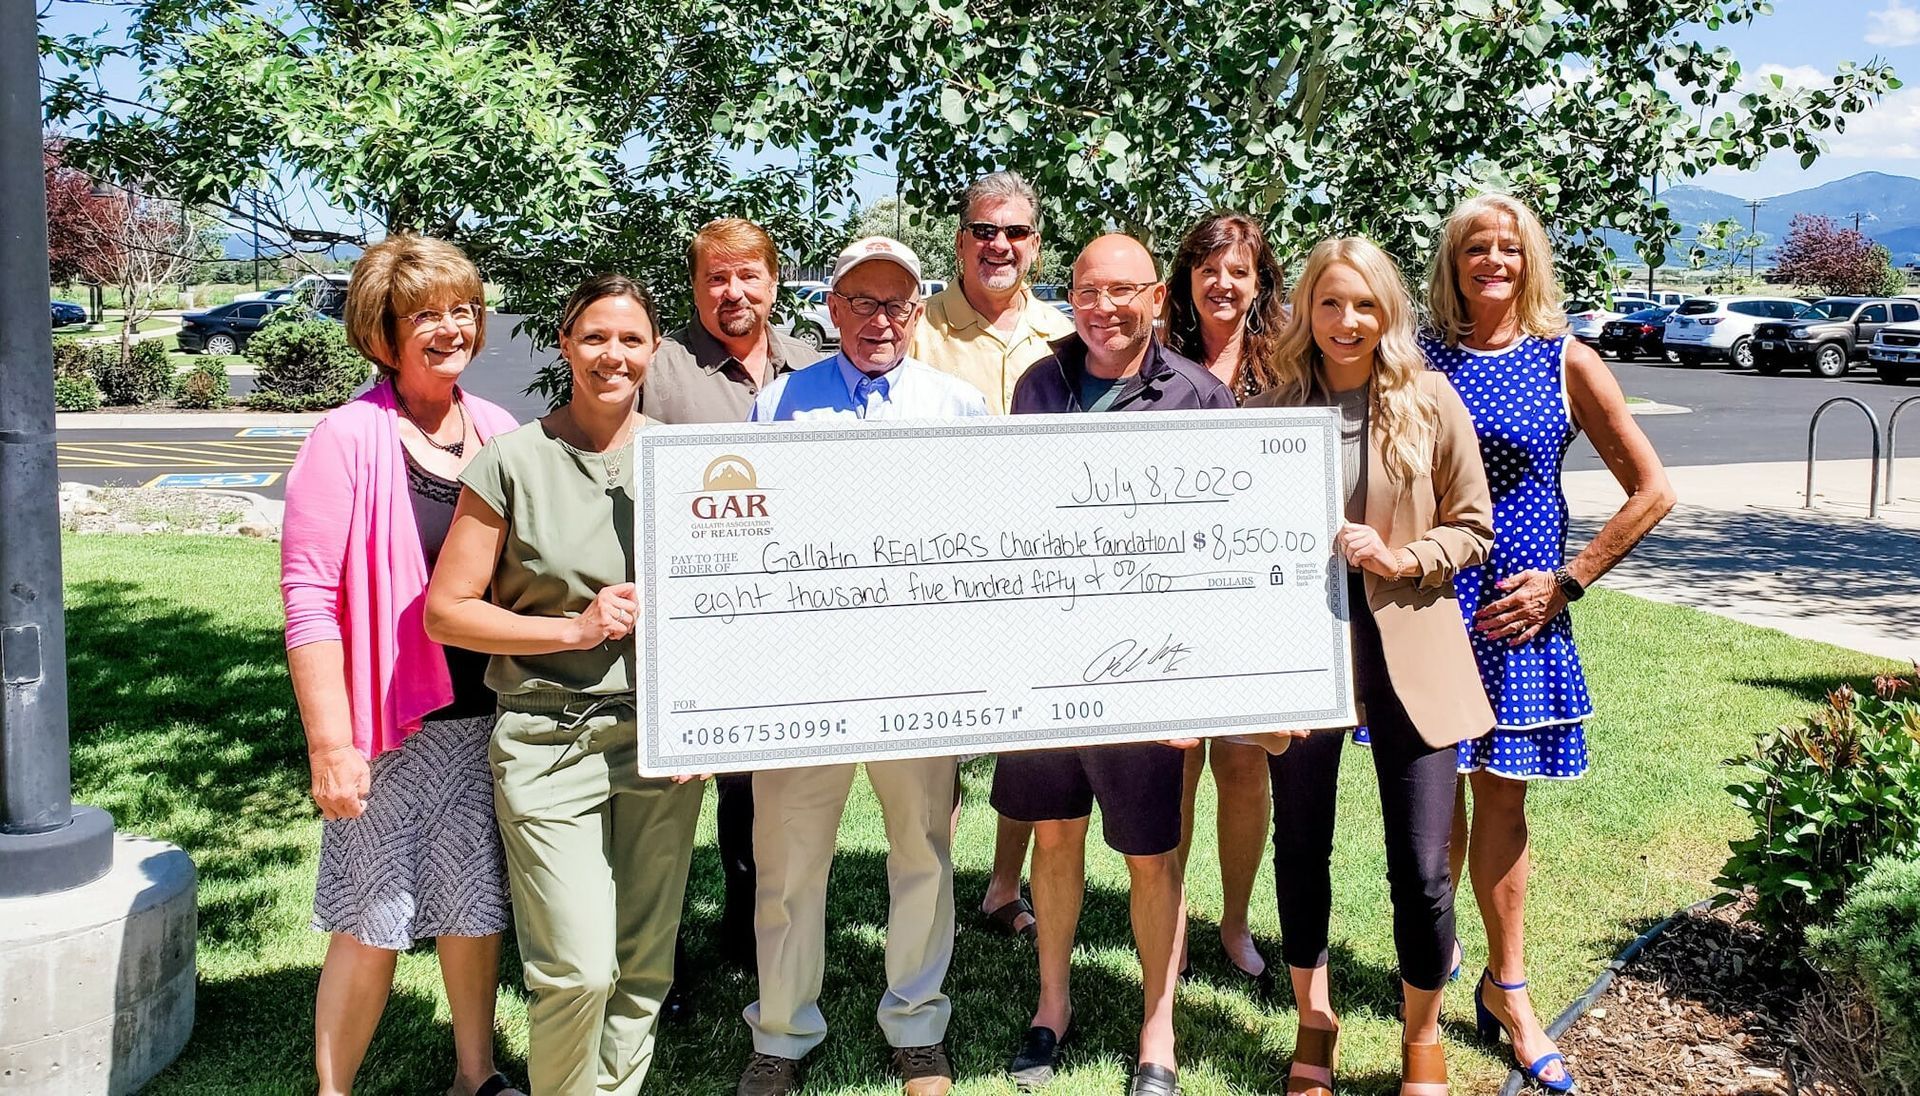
left=642, top=320, right=822, bottom=425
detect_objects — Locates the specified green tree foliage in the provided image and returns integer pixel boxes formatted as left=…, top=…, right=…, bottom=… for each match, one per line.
left=43, top=0, right=1898, bottom=403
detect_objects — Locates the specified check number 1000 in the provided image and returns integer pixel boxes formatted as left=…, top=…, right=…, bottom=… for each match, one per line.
left=1260, top=437, right=1308, bottom=455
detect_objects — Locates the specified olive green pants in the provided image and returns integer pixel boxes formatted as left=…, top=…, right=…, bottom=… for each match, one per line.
left=492, top=694, right=703, bottom=1096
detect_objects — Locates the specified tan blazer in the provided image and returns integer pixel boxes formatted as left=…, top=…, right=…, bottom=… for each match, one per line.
left=1250, top=371, right=1496, bottom=747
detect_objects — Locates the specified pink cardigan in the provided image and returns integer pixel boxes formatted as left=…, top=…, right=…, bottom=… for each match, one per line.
left=281, top=380, right=519, bottom=759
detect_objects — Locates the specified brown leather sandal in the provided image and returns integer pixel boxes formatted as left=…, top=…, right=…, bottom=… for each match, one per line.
left=1400, top=1040, right=1448, bottom=1093
left=1285, top=1023, right=1340, bottom=1095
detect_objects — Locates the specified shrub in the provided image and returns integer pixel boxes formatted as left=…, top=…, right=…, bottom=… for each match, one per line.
left=51, top=336, right=101, bottom=380
left=1807, top=854, right=1920, bottom=1093
left=246, top=317, right=369, bottom=411
left=173, top=358, right=231, bottom=409
left=92, top=339, right=173, bottom=405
left=1716, top=673, right=1920, bottom=937
left=53, top=372, right=102, bottom=412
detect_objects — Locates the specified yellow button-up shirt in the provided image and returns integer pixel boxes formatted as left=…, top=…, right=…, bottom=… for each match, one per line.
left=909, top=284, right=1075, bottom=415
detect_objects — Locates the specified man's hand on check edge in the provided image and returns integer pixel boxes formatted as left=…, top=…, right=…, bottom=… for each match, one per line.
left=1159, top=738, right=1203, bottom=750
left=670, top=773, right=712, bottom=785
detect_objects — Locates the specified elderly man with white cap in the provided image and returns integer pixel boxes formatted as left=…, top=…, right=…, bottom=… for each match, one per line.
left=737, top=236, right=986, bottom=1096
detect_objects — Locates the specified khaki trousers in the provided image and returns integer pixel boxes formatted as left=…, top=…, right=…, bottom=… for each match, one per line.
left=744, top=757, right=958, bottom=1058
left=492, top=695, right=703, bottom=1096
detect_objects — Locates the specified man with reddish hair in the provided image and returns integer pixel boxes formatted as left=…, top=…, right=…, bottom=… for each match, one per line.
left=646, top=217, right=820, bottom=1020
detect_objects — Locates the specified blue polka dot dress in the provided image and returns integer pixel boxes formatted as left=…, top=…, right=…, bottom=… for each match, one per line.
left=1426, top=332, right=1592, bottom=779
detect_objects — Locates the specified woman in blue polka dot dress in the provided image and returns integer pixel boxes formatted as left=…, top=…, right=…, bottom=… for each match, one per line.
left=1421, top=194, right=1675, bottom=1092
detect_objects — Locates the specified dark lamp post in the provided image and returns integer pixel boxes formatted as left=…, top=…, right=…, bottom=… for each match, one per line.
left=0, top=0, right=115, bottom=897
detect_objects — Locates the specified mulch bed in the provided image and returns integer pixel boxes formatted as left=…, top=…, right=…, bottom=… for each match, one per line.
left=1557, top=896, right=1860, bottom=1095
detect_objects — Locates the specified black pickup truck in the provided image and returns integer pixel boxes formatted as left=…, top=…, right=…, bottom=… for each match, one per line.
left=1750, top=297, right=1920, bottom=378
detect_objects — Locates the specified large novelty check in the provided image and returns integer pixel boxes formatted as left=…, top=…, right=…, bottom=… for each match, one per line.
left=636, top=409, right=1354, bottom=776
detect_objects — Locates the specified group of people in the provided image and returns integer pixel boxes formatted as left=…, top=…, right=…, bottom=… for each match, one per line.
left=279, top=170, right=1676, bottom=1096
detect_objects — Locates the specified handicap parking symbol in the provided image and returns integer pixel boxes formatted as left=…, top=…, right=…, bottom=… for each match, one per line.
left=145, top=472, right=280, bottom=489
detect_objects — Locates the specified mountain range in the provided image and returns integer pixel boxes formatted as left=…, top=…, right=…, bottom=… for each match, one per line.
left=1610, top=170, right=1920, bottom=268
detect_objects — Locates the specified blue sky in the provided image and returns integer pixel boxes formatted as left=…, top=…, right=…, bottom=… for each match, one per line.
left=37, top=0, right=1919, bottom=212
left=1694, top=0, right=1920, bottom=198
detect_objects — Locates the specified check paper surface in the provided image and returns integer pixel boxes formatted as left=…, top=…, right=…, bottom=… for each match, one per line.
left=638, top=409, right=1354, bottom=776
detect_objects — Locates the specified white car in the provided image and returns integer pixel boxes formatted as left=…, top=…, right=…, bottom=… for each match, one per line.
left=1566, top=294, right=1659, bottom=344
left=778, top=286, right=838, bottom=351
left=1661, top=295, right=1806, bottom=368
left=1647, top=290, right=1693, bottom=308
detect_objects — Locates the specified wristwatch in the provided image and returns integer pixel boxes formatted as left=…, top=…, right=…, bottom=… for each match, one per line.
left=1552, top=566, right=1586, bottom=602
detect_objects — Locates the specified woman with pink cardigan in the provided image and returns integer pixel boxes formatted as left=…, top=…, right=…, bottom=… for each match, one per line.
left=280, top=235, right=523, bottom=1096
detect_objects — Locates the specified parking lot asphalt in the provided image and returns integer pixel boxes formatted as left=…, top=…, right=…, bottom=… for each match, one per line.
left=1570, top=352, right=1920, bottom=472
left=54, top=314, right=1920, bottom=495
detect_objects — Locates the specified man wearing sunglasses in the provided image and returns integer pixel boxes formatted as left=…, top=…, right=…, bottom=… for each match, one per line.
left=911, top=171, right=1073, bottom=416
left=737, top=236, right=984, bottom=1096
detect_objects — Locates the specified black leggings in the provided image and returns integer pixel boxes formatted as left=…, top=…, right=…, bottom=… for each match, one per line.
left=1268, top=574, right=1460, bottom=991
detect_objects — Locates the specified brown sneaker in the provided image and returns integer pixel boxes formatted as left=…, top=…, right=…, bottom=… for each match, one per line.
left=892, top=1042, right=954, bottom=1096
left=737, top=1052, right=804, bottom=1096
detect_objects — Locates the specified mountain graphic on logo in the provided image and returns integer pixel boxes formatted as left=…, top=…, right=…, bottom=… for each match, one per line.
left=702, top=455, right=758, bottom=491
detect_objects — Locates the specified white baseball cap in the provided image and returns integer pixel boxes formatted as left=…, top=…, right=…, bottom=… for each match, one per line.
left=828, top=236, right=924, bottom=289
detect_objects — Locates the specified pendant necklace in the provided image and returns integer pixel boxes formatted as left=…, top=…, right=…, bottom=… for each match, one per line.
left=395, top=385, right=468, bottom=458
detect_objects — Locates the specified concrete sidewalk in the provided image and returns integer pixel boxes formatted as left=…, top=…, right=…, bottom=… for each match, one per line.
left=1567, top=458, right=1920, bottom=663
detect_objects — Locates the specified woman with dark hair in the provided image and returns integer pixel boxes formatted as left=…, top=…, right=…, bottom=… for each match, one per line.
left=1162, top=212, right=1288, bottom=992
left=426, top=274, right=706, bottom=1096
left=1163, top=211, right=1286, bottom=402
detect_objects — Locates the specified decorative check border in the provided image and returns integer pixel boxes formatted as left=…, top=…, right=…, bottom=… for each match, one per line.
left=639, top=408, right=1353, bottom=773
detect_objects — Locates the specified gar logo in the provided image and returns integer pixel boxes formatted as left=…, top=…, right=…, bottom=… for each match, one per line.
left=692, top=455, right=768, bottom=520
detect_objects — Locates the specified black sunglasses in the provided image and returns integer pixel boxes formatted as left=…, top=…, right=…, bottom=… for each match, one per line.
left=962, top=221, right=1036, bottom=243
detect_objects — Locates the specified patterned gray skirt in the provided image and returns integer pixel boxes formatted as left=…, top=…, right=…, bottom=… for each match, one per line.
left=312, top=714, right=510, bottom=949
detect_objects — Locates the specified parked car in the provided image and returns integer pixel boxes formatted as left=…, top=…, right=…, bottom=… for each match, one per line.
left=176, top=299, right=289, bottom=355
left=1566, top=294, right=1660, bottom=344
left=1030, top=283, right=1075, bottom=316
left=236, top=273, right=349, bottom=317
left=1750, top=297, right=1920, bottom=378
left=777, top=285, right=837, bottom=351
left=1646, top=290, right=1693, bottom=307
left=1661, top=295, right=1807, bottom=368
left=1868, top=323, right=1920, bottom=384
left=1597, top=307, right=1676, bottom=361
left=50, top=300, right=87, bottom=327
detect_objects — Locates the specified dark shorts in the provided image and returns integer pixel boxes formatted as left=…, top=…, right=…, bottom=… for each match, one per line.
left=989, top=742, right=1186, bottom=856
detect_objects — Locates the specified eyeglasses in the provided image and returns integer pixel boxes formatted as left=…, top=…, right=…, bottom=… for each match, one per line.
left=406, top=302, right=482, bottom=329
left=832, top=293, right=920, bottom=322
left=1068, top=282, right=1156, bottom=309
left=962, top=221, right=1037, bottom=243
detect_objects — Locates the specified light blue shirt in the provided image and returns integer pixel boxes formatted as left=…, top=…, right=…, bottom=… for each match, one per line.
left=747, top=353, right=989, bottom=422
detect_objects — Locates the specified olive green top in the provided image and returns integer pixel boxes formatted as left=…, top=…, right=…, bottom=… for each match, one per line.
left=458, top=417, right=645, bottom=697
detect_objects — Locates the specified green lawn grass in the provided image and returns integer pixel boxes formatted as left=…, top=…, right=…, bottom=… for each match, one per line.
left=63, top=535, right=1900, bottom=1095
left=53, top=315, right=176, bottom=338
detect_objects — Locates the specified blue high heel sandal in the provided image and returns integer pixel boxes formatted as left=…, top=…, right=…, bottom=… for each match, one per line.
left=1474, top=971, right=1575, bottom=1093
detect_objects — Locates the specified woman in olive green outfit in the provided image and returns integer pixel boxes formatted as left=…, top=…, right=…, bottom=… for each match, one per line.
left=427, top=275, right=703, bottom=1096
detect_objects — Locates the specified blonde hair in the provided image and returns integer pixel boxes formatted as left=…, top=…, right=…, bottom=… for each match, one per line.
left=1271, top=236, right=1436, bottom=483
left=688, top=218, right=781, bottom=282
left=1425, top=193, right=1568, bottom=346
left=344, top=234, right=487, bottom=376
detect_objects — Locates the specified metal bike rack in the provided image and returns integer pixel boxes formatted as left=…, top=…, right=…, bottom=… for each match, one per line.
left=1805, top=397, right=1883, bottom=518
left=1885, top=395, right=1920, bottom=504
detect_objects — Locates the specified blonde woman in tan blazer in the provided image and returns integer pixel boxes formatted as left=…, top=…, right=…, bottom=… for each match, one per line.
left=1245, top=236, right=1493, bottom=1096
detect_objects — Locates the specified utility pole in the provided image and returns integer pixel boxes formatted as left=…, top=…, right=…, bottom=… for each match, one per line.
left=251, top=189, right=262, bottom=291
left=1648, top=169, right=1658, bottom=300
left=1746, top=199, right=1766, bottom=280
left=0, top=0, right=113, bottom=899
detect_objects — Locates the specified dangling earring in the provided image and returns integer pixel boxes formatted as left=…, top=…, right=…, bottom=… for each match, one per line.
left=1245, top=305, right=1265, bottom=335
